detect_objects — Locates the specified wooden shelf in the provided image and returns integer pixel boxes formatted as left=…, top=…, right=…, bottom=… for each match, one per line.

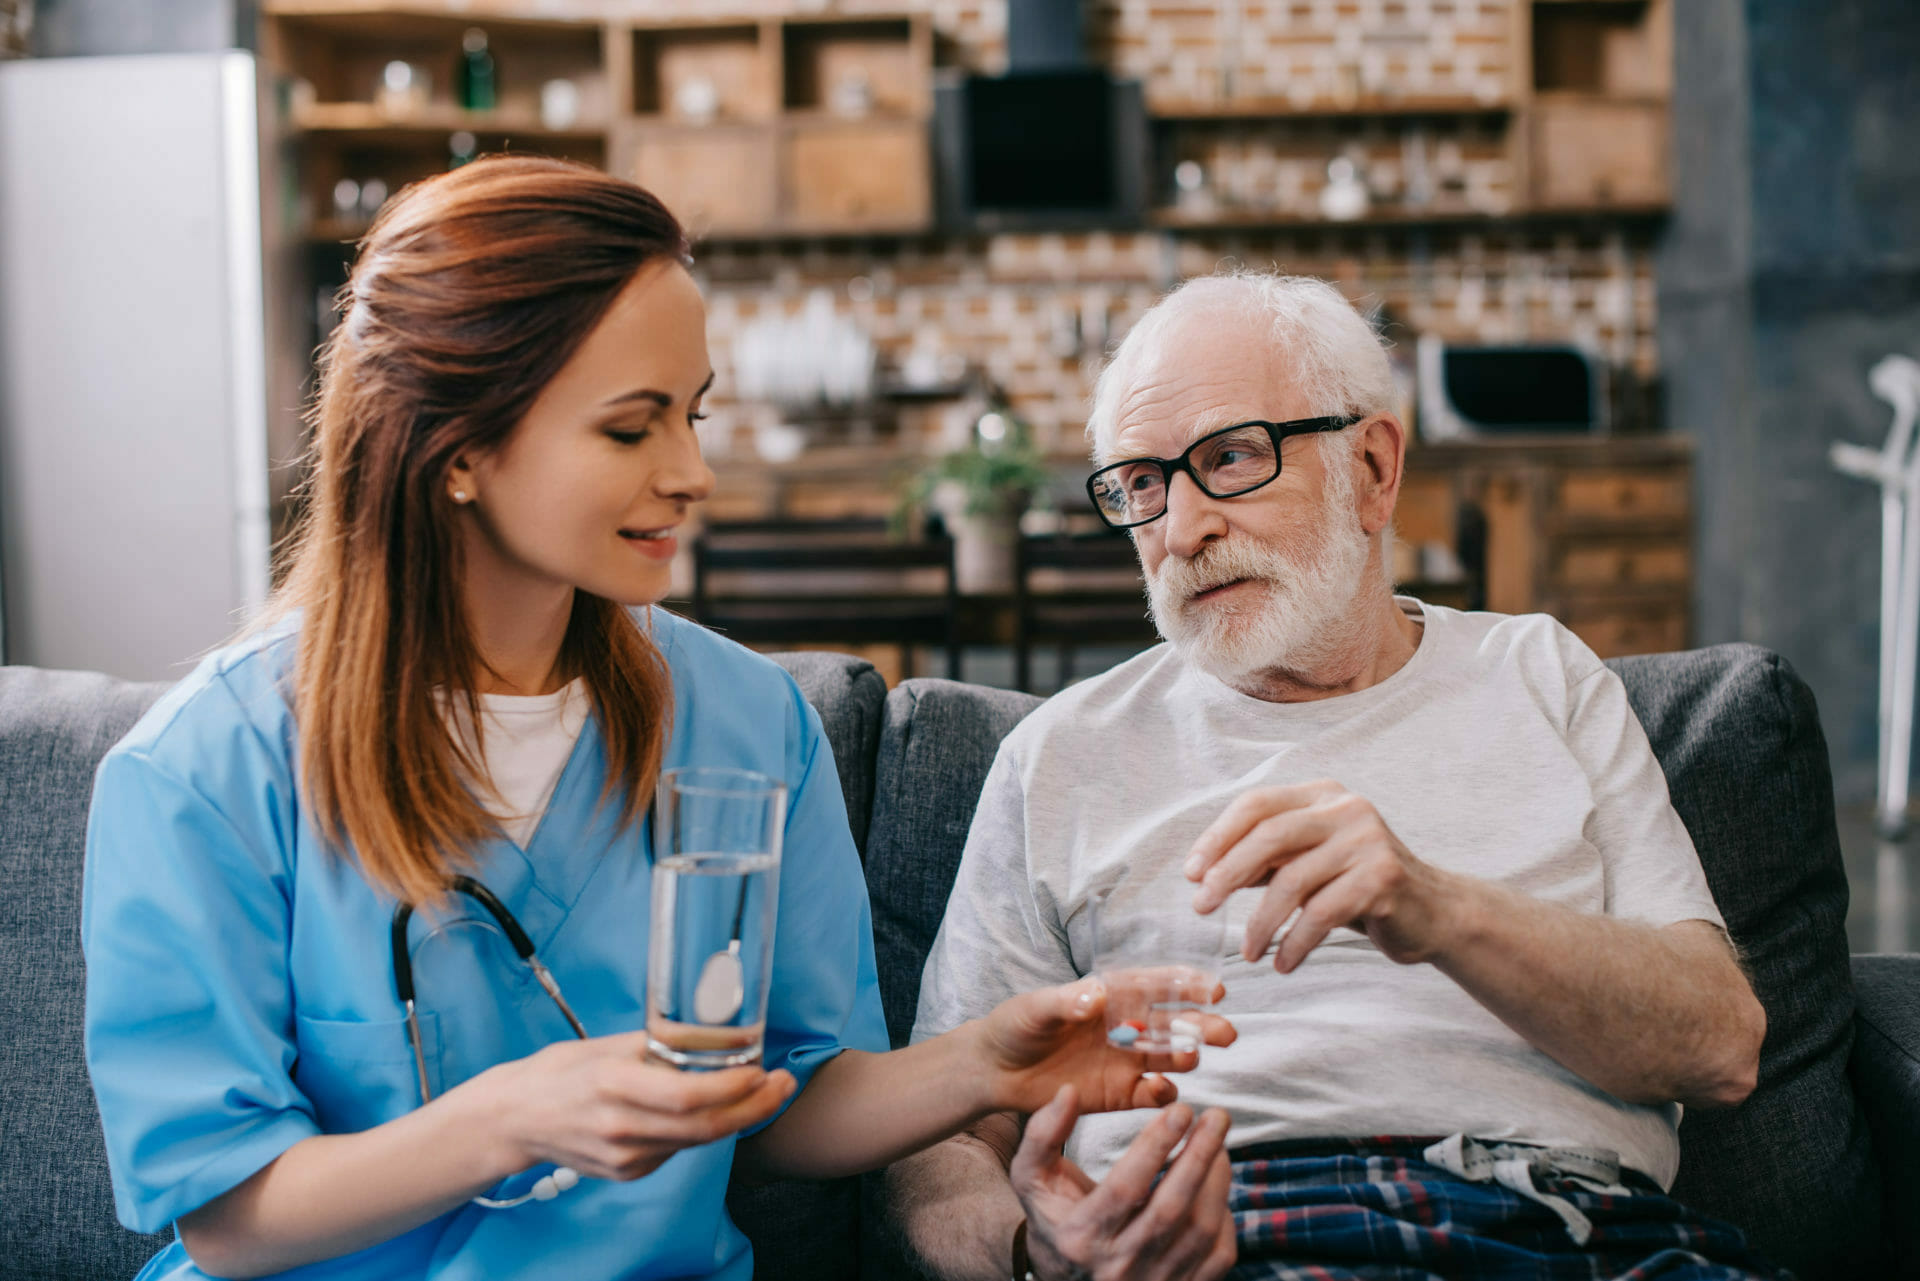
left=263, top=2, right=599, bottom=34
left=1149, top=95, right=1512, bottom=122
left=778, top=107, right=928, bottom=126
left=1146, top=203, right=1668, bottom=232
left=1531, top=89, right=1668, bottom=109
left=292, top=102, right=605, bottom=139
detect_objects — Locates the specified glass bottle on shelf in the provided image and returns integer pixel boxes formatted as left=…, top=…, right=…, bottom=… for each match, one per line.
left=458, top=28, right=496, bottom=112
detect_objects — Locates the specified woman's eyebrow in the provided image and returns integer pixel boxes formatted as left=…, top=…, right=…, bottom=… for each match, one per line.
left=598, top=371, right=716, bottom=410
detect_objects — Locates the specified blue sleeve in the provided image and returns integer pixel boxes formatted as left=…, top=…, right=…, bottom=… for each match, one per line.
left=82, top=707, right=319, bottom=1233
left=753, top=683, right=889, bottom=1123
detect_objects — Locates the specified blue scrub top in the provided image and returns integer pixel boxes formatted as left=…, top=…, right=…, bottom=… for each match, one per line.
left=82, top=608, right=889, bottom=1280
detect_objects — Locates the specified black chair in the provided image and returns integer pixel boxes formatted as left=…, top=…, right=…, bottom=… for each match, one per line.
left=692, top=519, right=961, bottom=680
left=1013, top=530, right=1158, bottom=693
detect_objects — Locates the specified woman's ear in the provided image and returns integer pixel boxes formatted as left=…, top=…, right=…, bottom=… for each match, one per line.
left=447, top=456, right=475, bottom=505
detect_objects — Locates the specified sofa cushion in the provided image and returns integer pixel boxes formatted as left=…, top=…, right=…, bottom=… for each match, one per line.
left=769, top=650, right=886, bottom=859
left=1, top=667, right=171, bottom=1280
left=863, top=678, right=1044, bottom=1048
left=1849, top=954, right=1920, bottom=1274
left=724, top=651, right=883, bottom=1281
left=1608, top=645, right=1880, bottom=1278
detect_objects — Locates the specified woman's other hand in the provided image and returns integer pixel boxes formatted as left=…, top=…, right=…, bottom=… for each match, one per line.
left=471, top=1030, right=795, bottom=1181
left=976, top=977, right=1236, bottom=1117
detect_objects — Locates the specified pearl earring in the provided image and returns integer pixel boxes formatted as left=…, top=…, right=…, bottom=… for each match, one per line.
left=453, top=490, right=469, bottom=502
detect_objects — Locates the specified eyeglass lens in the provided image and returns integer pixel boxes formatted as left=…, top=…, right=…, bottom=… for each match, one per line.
left=1091, top=424, right=1280, bottom=525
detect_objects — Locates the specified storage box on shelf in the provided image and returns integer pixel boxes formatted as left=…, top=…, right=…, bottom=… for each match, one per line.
left=611, top=13, right=933, bottom=238
left=1526, top=0, right=1671, bottom=209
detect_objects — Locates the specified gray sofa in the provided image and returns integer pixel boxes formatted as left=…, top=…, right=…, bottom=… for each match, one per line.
left=2, top=644, right=1915, bottom=1280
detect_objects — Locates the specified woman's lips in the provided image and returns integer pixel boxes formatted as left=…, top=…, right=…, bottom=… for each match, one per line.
left=620, top=529, right=678, bottom=561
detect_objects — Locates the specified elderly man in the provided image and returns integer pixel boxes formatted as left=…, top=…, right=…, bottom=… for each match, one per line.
left=887, top=273, right=1780, bottom=1281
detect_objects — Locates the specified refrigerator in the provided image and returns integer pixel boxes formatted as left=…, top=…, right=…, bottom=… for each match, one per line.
left=0, top=51, right=271, bottom=680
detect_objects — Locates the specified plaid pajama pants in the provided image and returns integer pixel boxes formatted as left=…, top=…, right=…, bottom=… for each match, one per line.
left=1227, top=1137, right=1791, bottom=1281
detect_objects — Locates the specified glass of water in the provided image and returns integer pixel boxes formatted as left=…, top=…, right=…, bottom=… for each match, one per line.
left=1089, top=888, right=1225, bottom=1056
left=648, top=767, right=786, bottom=1070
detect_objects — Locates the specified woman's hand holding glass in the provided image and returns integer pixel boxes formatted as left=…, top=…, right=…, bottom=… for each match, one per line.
left=472, top=1030, right=796, bottom=1182
left=974, top=975, right=1237, bottom=1117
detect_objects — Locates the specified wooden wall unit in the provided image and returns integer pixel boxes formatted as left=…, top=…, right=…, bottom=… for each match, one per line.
left=607, top=13, right=934, bottom=238
left=1523, top=0, right=1672, bottom=210
left=1400, top=437, right=1692, bottom=658
left=264, top=4, right=935, bottom=244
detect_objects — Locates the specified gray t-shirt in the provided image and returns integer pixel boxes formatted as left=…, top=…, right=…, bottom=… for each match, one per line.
left=911, top=598, right=1723, bottom=1189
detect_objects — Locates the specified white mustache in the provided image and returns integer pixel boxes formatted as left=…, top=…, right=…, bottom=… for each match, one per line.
left=1151, top=541, right=1295, bottom=604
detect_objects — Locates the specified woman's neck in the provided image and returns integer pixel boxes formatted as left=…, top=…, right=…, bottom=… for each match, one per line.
left=458, top=563, right=575, bottom=697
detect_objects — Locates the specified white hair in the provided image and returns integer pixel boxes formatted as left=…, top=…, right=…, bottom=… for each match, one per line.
left=1085, top=271, right=1397, bottom=466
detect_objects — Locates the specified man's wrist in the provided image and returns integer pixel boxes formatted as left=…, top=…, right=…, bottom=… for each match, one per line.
left=1418, top=865, right=1496, bottom=967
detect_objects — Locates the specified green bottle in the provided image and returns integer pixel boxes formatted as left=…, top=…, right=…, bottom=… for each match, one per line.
left=458, top=28, right=496, bottom=112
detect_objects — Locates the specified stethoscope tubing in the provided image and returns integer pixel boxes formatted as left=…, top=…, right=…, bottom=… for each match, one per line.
left=390, top=874, right=589, bottom=1209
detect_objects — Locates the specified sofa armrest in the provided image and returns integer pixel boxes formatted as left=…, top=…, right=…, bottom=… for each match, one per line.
left=1849, top=954, right=1920, bottom=1269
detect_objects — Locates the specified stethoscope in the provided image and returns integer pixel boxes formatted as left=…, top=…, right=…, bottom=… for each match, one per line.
left=391, top=874, right=586, bottom=1209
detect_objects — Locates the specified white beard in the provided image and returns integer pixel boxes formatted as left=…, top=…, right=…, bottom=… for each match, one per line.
left=1144, top=473, right=1377, bottom=686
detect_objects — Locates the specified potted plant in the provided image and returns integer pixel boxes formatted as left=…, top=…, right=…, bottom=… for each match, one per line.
left=900, top=406, right=1054, bottom=594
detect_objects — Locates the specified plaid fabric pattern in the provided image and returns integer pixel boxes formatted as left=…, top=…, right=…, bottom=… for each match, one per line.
left=1229, top=1138, right=1792, bottom=1281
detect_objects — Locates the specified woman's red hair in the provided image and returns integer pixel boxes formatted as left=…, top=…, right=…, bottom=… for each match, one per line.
left=271, top=155, right=686, bottom=906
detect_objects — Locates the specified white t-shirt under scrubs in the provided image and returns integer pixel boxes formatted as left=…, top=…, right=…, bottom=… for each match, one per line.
left=911, top=598, right=1725, bottom=1189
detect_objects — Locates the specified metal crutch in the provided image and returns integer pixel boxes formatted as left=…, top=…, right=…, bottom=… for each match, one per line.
left=1832, top=354, right=1920, bottom=836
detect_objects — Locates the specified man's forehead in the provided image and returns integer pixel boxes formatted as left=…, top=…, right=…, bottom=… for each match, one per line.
left=1110, top=405, right=1266, bottom=458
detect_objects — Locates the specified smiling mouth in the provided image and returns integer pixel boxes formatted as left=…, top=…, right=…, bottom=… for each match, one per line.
left=619, top=527, right=675, bottom=541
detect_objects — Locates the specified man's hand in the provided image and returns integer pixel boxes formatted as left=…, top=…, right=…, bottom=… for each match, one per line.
left=979, top=978, right=1237, bottom=1117
left=1183, top=779, right=1459, bottom=970
left=1012, top=1085, right=1236, bottom=1281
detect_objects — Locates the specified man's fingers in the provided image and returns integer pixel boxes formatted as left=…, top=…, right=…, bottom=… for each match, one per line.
left=1011, top=1085, right=1080, bottom=1185
left=1192, top=808, right=1335, bottom=914
left=1240, top=839, right=1351, bottom=961
left=1274, top=866, right=1378, bottom=972
left=1113, top=1108, right=1231, bottom=1270
left=1199, top=1151, right=1240, bottom=1281
left=1078, top=1105, right=1192, bottom=1236
left=1183, top=783, right=1332, bottom=884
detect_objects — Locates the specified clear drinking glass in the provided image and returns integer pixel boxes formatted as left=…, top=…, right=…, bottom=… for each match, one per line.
left=647, top=767, right=786, bottom=1070
left=1089, top=888, right=1225, bottom=1055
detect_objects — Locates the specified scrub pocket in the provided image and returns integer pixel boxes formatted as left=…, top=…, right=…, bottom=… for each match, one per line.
left=293, top=1011, right=441, bottom=1134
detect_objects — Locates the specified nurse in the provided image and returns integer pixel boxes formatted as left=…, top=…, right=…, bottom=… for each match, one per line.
left=82, top=156, right=1231, bottom=1281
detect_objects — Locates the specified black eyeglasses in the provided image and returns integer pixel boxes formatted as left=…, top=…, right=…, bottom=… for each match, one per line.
left=1085, top=415, right=1360, bottom=529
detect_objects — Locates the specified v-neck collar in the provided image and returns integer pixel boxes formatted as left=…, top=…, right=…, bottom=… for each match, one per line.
left=465, top=711, right=629, bottom=953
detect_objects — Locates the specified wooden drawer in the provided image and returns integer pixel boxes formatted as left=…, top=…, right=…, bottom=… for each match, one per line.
left=1552, top=540, right=1690, bottom=589
left=782, top=120, right=930, bottom=231
left=1554, top=470, right=1689, bottom=523
left=628, top=125, right=776, bottom=235
left=1561, top=607, right=1688, bottom=659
